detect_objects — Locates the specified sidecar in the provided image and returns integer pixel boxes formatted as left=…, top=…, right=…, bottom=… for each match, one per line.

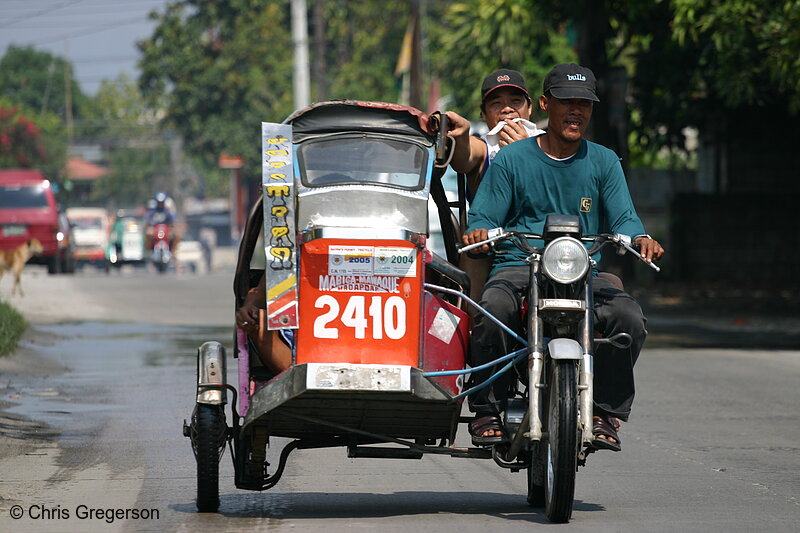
left=185, top=101, right=483, bottom=512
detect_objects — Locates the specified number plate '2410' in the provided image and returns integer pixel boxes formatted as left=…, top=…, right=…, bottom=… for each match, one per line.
left=296, top=239, right=422, bottom=367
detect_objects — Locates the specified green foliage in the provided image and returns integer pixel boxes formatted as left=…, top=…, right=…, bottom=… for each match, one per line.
left=0, top=299, right=26, bottom=357
left=321, top=0, right=411, bottom=102
left=139, top=0, right=295, bottom=180
left=0, top=98, right=66, bottom=178
left=435, top=0, right=576, bottom=118
left=73, top=75, right=172, bottom=207
left=0, top=45, right=89, bottom=119
left=671, top=0, right=800, bottom=111
left=89, top=143, right=171, bottom=208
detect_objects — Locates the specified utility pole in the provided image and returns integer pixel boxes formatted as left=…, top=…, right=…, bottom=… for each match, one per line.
left=63, top=38, right=74, bottom=145
left=311, top=0, right=327, bottom=101
left=409, top=0, right=423, bottom=110
left=291, top=0, right=310, bottom=109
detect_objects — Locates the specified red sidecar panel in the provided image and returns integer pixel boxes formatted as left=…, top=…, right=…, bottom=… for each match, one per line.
left=421, top=292, right=468, bottom=396
left=296, top=238, right=422, bottom=366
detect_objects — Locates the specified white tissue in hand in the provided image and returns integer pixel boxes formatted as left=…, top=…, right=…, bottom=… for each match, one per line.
left=487, top=118, right=542, bottom=137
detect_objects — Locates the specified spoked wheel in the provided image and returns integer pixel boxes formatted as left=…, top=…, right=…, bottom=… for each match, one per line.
left=543, top=360, right=579, bottom=523
left=191, top=403, right=227, bottom=512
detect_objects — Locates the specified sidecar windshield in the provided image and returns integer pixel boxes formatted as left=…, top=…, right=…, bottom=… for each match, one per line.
left=297, top=134, right=428, bottom=190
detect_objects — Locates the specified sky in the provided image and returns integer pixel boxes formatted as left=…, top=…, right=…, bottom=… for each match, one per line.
left=0, top=0, right=170, bottom=95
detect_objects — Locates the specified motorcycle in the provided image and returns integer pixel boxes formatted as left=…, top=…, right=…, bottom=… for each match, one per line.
left=183, top=100, right=659, bottom=522
left=458, top=219, right=659, bottom=522
left=150, top=222, right=172, bottom=273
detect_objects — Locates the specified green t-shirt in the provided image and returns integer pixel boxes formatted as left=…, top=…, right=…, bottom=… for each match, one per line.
left=467, top=136, right=646, bottom=274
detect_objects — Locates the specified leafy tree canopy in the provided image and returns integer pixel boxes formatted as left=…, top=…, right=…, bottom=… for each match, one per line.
left=139, top=0, right=295, bottom=179
left=0, top=45, right=89, bottom=119
left=434, top=0, right=576, bottom=119
left=671, top=0, right=800, bottom=112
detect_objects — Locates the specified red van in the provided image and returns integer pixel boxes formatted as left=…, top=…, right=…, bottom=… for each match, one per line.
left=0, top=169, right=75, bottom=274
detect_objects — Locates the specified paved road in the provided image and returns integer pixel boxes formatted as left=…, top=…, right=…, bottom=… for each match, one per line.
left=0, top=268, right=798, bottom=532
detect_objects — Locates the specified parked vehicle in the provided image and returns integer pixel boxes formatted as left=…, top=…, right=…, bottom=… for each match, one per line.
left=107, top=211, right=146, bottom=268
left=66, top=207, right=111, bottom=272
left=175, top=239, right=204, bottom=274
left=0, top=169, right=75, bottom=274
left=183, top=101, right=658, bottom=522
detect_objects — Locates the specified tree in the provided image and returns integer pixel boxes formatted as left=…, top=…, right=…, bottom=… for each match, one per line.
left=535, top=0, right=800, bottom=162
left=671, top=0, right=800, bottom=112
left=320, top=0, right=412, bottom=102
left=139, top=0, right=295, bottom=181
left=433, top=0, right=576, bottom=119
left=0, top=45, right=88, bottom=120
left=0, top=97, right=67, bottom=179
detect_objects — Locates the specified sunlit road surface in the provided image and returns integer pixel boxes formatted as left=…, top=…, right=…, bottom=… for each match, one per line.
left=0, top=267, right=798, bottom=532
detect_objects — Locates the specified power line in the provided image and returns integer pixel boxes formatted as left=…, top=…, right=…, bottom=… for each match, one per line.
left=30, top=14, right=153, bottom=45
left=0, top=0, right=84, bottom=29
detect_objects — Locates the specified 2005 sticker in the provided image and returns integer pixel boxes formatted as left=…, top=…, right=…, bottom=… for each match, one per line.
left=328, top=245, right=374, bottom=275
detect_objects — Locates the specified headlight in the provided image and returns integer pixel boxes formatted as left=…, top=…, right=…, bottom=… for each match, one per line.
left=541, top=236, right=589, bottom=284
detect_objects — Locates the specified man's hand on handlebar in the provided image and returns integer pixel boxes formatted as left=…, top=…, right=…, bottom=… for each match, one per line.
left=634, top=236, right=665, bottom=264
left=462, top=228, right=492, bottom=254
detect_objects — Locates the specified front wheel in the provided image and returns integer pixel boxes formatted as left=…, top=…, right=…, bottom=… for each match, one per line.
left=543, top=360, right=579, bottom=523
left=191, top=403, right=227, bottom=512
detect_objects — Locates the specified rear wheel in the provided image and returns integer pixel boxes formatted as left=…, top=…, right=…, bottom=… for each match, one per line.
left=191, top=403, right=227, bottom=512
left=543, top=360, right=578, bottom=523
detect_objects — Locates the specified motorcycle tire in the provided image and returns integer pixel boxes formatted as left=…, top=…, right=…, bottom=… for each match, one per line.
left=192, top=403, right=227, bottom=512
left=543, top=360, right=579, bottom=523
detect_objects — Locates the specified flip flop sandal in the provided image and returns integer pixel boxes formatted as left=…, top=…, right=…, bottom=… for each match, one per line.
left=591, top=415, right=622, bottom=452
left=468, top=414, right=508, bottom=446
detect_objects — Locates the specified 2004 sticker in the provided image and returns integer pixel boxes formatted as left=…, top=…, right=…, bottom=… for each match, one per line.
left=373, top=247, right=416, bottom=277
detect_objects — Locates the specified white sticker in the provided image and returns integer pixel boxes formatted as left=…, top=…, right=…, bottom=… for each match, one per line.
left=428, top=307, right=460, bottom=344
left=328, top=245, right=374, bottom=275
left=373, top=247, right=416, bottom=277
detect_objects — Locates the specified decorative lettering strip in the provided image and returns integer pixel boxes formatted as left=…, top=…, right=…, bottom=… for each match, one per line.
left=262, top=122, right=298, bottom=329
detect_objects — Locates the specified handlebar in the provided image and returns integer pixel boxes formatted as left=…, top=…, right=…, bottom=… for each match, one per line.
left=458, top=228, right=660, bottom=272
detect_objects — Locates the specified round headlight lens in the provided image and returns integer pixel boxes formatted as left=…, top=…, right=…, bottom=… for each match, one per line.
left=541, top=236, right=589, bottom=284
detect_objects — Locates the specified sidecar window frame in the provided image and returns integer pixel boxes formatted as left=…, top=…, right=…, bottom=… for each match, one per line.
left=295, top=132, right=430, bottom=192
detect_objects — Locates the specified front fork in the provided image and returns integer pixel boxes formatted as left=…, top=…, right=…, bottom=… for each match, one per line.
left=527, top=261, right=545, bottom=441
left=579, top=277, right=594, bottom=449
left=527, top=269, right=594, bottom=448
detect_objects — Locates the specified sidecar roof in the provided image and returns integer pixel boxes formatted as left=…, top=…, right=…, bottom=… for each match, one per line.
left=286, top=100, right=435, bottom=144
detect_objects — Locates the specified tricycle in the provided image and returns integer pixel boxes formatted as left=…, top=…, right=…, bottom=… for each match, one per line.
left=183, top=100, right=658, bottom=522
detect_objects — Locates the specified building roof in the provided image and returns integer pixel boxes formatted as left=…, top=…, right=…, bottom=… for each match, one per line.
left=67, top=157, right=108, bottom=181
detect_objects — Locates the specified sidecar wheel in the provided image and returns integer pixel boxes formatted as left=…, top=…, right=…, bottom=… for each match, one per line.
left=193, top=403, right=227, bottom=512
left=527, top=454, right=545, bottom=507
left=543, top=360, right=578, bottom=523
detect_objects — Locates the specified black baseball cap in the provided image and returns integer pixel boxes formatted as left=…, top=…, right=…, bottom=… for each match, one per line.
left=481, top=69, right=530, bottom=103
left=543, top=63, right=599, bottom=102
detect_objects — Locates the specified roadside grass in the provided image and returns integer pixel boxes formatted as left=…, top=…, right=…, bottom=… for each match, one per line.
left=0, top=299, right=26, bottom=357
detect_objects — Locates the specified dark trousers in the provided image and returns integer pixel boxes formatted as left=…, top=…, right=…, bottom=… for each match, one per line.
left=467, top=266, right=647, bottom=422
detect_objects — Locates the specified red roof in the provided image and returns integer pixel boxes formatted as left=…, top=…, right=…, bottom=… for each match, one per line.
left=67, top=157, right=108, bottom=181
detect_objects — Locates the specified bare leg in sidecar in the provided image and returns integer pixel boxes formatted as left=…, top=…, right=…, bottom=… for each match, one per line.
left=235, top=275, right=292, bottom=374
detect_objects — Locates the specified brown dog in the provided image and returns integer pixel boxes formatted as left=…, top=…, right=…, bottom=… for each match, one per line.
left=0, top=238, right=44, bottom=297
